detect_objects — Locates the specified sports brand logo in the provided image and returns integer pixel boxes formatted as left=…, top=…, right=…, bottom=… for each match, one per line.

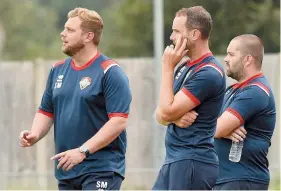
left=175, top=66, right=186, bottom=79
left=54, top=75, right=64, bottom=89
left=185, top=70, right=192, bottom=79
left=79, top=77, right=92, bottom=90
left=226, top=89, right=231, bottom=95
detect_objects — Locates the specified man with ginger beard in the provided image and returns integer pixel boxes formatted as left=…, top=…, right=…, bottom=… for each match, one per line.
left=176, top=34, right=276, bottom=190
left=19, top=7, right=131, bottom=190
left=153, top=6, right=226, bottom=190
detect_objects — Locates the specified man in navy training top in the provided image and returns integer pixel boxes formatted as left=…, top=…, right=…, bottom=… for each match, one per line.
left=153, top=6, right=226, bottom=190
left=19, top=7, right=132, bottom=190
left=176, top=34, right=276, bottom=190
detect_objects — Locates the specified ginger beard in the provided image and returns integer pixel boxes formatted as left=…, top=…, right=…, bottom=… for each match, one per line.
left=62, top=39, right=85, bottom=56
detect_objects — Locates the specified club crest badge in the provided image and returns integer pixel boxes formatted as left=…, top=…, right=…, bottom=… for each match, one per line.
left=80, top=77, right=92, bottom=90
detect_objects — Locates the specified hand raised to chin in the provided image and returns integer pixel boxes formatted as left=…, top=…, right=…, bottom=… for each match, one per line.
left=162, top=35, right=188, bottom=69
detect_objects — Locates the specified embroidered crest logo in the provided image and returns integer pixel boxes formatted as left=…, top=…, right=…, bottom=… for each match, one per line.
left=79, top=77, right=92, bottom=90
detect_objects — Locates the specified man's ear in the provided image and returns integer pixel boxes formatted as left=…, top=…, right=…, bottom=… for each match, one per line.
left=244, top=54, right=254, bottom=67
left=85, top=32, right=95, bottom=43
left=191, top=29, right=200, bottom=41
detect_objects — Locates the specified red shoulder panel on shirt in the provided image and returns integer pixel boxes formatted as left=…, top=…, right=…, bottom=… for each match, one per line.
left=53, top=60, right=65, bottom=68
left=247, top=82, right=270, bottom=97
left=194, top=62, right=223, bottom=77
left=101, top=59, right=119, bottom=73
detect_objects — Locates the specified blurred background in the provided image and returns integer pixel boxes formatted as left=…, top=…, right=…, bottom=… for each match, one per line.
left=0, top=0, right=279, bottom=189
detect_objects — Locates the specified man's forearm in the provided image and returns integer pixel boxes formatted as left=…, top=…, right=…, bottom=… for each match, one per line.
left=83, top=117, right=127, bottom=154
left=159, top=65, right=175, bottom=115
left=215, top=127, right=231, bottom=138
left=155, top=108, right=170, bottom=126
left=214, top=118, right=240, bottom=139
left=31, top=113, right=53, bottom=140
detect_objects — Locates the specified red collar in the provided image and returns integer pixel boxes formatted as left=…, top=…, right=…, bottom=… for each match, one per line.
left=71, top=51, right=100, bottom=71
left=187, top=52, right=213, bottom=67
left=233, top=72, right=264, bottom=89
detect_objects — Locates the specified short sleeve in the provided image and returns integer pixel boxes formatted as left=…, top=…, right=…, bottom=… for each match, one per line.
left=180, top=64, right=224, bottom=106
left=38, top=67, right=54, bottom=118
left=103, top=65, right=132, bottom=119
left=226, top=84, right=270, bottom=125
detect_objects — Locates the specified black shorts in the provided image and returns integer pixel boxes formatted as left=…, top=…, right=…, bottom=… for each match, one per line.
left=58, top=171, right=123, bottom=190
left=153, top=159, right=219, bottom=190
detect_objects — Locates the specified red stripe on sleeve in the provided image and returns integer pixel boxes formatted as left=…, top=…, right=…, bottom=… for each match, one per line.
left=181, top=88, right=201, bottom=106
left=108, top=113, right=129, bottom=119
left=226, top=108, right=244, bottom=125
left=38, top=109, right=54, bottom=119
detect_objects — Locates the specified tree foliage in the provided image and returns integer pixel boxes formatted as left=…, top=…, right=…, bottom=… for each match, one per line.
left=102, top=0, right=280, bottom=57
left=0, top=0, right=279, bottom=60
left=0, top=0, right=62, bottom=60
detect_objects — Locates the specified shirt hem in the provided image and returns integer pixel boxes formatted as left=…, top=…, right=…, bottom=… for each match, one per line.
left=55, top=169, right=124, bottom=181
left=164, top=157, right=219, bottom=166
left=216, top=177, right=269, bottom=185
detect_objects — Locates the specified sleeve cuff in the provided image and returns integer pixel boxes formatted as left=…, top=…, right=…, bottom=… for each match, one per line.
left=226, top=108, right=244, bottom=125
left=108, top=113, right=129, bottom=119
left=38, top=109, right=54, bottom=119
left=181, top=88, right=201, bottom=106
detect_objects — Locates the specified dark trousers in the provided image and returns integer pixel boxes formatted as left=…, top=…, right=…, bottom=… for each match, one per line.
left=153, top=159, right=219, bottom=190
left=213, top=180, right=269, bottom=190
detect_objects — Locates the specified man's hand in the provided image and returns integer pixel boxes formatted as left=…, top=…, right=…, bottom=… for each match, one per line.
left=50, top=148, right=86, bottom=171
left=225, top=126, right=247, bottom=142
left=19, top=130, right=39, bottom=147
left=174, top=110, right=198, bottom=128
left=162, top=35, right=188, bottom=69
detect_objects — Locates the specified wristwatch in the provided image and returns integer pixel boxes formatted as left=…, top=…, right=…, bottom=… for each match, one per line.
left=79, top=145, right=90, bottom=158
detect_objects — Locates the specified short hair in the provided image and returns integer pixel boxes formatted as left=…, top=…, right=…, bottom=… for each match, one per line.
left=176, top=6, right=212, bottom=39
left=234, top=34, right=264, bottom=69
left=68, top=7, right=104, bottom=46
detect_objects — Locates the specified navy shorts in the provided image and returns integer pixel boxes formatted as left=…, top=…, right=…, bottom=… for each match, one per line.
left=213, top=180, right=269, bottom=190
left=152, top=159, right=219, bottom=190
left=58, top=171, right=123, bottom=190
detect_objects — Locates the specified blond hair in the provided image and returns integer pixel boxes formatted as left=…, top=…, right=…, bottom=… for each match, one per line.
left=68, top=7, right=104, bottom=46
